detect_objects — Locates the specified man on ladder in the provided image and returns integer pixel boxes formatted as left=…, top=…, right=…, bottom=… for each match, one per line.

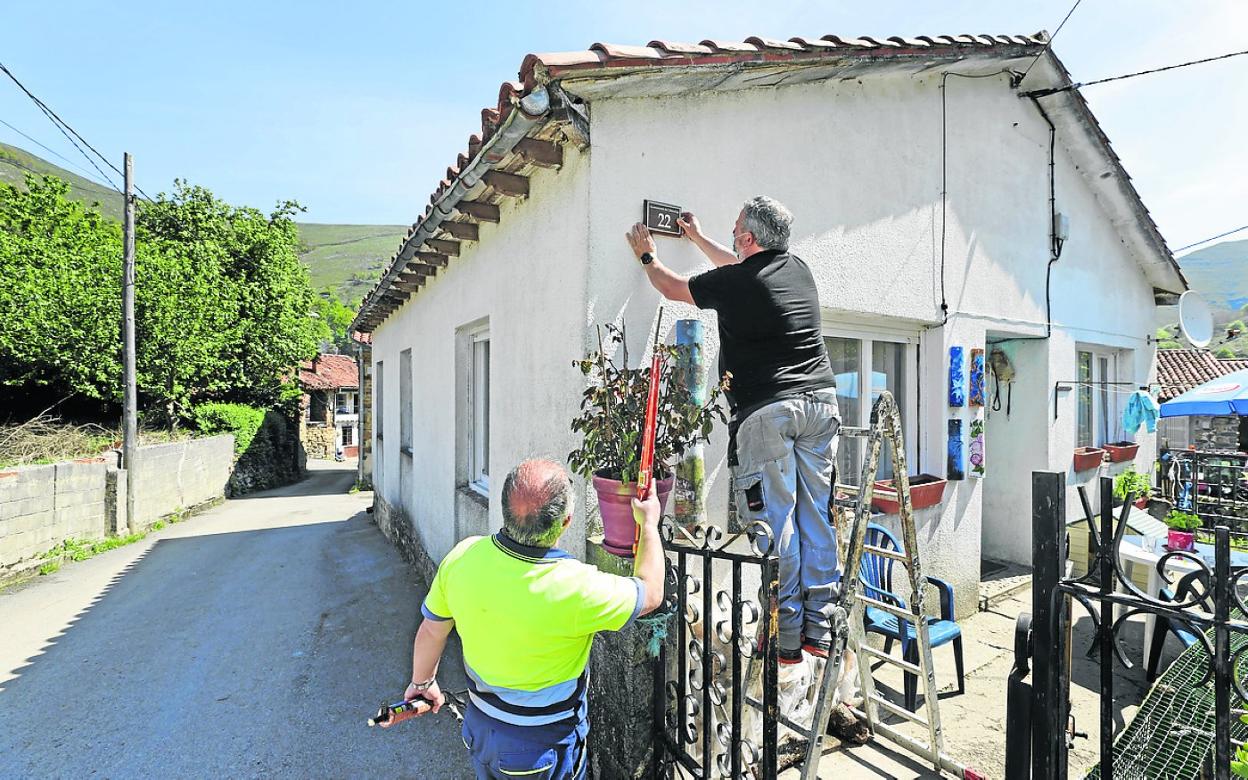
left=627, top=196, right=868, bottom=742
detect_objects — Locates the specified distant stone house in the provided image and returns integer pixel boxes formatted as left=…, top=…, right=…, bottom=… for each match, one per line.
left=298, top=354, right=360, bottom=459
left=1157, top=348, right=1248, bottom=452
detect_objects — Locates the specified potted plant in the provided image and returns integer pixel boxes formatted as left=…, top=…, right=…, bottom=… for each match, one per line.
left=1073, top=446, right=1106, bottom=473
left=871, top=474, right=947, bottom=514
left=568, top=324, right=728, bottom=556
left=1112, top=469, right=1152, bottom=509
left=1164, top=509, right=1201, bottom=552
left=1103, top=440, right=1140, bottom=463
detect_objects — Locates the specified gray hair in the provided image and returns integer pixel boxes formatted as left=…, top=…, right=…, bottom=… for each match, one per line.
left=501, top=459, right=573, bottom=547
left=740, top=196, right=793, bottom=251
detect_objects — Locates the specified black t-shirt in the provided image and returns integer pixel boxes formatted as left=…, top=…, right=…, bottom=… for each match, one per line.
left=688, top=249, right=836, bottom=414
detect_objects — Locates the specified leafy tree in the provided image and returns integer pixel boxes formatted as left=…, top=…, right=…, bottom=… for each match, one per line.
left=1216, top=347, right=1237, bottom=359
left=0, top=174, right=321, bottom=424
left=310, top=287, right=357, bottom=353
left=1155, top=326, right=1173, bottom=341
left=0, top=176, right=123, bottom=400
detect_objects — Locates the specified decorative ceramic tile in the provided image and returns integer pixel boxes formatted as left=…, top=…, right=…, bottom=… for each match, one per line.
left=949, top=347, right=965, bottom=407
left=947, top=418, right=964, bottom=480
left=969, top=348, right=985, bottom=407
left=969, top=417, right=985, bottom=478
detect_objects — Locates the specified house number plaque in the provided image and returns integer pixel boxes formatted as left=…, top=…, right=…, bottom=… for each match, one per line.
left=643, top=200, right=683, bottom=237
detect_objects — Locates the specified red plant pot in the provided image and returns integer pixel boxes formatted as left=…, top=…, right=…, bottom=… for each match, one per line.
left=871, top=474, right=947, bottom=515
left=1103, top=442, right=1140, bottom=464
left=1073, top=447, right=1106, bottom=473
left=1167, top=529, right=1196, bottom=552
left=1134, top=497, right=1149, bottom=510
left=593, top=471, right=674, bottom=557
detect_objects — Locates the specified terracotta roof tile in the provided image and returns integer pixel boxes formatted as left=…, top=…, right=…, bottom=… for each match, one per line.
left=744, top=36, right=805, bottom=51
left=1156, top=349, right=1245, bottom=401
left=299, top=354, right=359, bottom=390
left=788, top=36, right=838, bottom=49
left=647, top=40, right=714, bottom=55
left=699, top=39, right=760, bottom=52
left=589, top=42, right=668, bottom=60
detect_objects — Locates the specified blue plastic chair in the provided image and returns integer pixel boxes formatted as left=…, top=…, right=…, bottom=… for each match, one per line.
left=860, top=523, right=965, bottom=712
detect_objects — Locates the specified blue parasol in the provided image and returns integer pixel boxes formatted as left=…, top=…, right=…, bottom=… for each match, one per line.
left=1159, top=369, right=1248, bottom=417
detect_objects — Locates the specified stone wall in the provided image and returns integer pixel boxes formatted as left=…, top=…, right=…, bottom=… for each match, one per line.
left=1191, top=415, right=1240, bottom=452
left=303, top=425, right=335, bottom=460
left=228, top=410, right=305, bottom=496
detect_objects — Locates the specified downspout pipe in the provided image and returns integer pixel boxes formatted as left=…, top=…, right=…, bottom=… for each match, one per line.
left=355, top=86, right=552, bottom=327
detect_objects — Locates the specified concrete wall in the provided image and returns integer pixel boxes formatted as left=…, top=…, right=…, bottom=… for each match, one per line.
left=0, top=435, right=233, bottom=579
left=131, top=436, right=233, bottom=529
left=370, top=144, right=592, bottom=564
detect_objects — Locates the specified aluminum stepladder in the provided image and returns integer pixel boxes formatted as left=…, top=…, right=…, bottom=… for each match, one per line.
left=791, top=391, right=973, bottom=778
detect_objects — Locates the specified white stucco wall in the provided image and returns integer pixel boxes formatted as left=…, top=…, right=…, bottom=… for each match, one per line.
left=579, top=70, right=1160, bottom=614
left=370, top=67, right=1164, bottom=617
left=371, top=145, right=592, bottom=563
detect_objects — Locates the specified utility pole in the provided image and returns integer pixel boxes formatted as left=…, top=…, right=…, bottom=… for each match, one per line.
left=122, top=153, right=138, bottom=533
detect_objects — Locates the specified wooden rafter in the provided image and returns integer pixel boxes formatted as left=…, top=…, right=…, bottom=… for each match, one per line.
left=483, top=170, right=529, bottom=197
left=457, top=200, right=501, bottom=223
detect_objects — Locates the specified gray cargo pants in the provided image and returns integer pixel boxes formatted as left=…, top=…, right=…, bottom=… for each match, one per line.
left=731, top=388, right=841, bottom=652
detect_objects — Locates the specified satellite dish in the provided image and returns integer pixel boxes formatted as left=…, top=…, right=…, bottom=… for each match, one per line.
left=1178, top=290, right=1214, bottom=348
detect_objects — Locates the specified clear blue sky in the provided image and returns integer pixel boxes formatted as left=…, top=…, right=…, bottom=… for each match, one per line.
left=1, top=1, right=1243, bottom=253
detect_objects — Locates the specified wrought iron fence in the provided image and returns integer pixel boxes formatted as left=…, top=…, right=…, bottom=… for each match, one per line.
left=1008, top=472, right=1248, bottom=779
left=653, top=519, right=780, bottom=779
left=1163, top=450, right=1248, bottom=537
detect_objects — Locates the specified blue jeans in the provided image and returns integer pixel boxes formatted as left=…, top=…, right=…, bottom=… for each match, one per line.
left=731, top=389, right=841, bottom=652
left=461, top=704, right=588, bottom=779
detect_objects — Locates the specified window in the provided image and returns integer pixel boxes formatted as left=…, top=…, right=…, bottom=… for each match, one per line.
left=1077, top=348, right=1121, bottom=448
left=341, top=425, right=354, bottom=447
left=400, top=349, right=413, bottom=453
left=824, top=328, right=916, bottom=483
left=469, top=329, right=490, bottom=493
left=336, top=392, right=356, bottom=415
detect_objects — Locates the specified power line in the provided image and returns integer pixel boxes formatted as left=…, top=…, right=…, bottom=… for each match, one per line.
left=1024, top=47, right=1248, bottom=98
left=1018, top=0, right=1084, bottom=84
left=0, top=60, right=154, bottom=200
left=0, top=115, right=117, bottom=186
left=1175, top=224, right=1248, bottom=254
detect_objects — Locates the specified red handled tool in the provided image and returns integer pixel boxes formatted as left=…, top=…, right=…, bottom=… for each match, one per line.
left=368, top=688, right=466, bottom=727
left=633, top=309, right=664, bottom=556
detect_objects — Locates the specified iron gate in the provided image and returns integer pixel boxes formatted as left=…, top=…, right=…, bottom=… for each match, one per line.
left=653, top=519, right=780, bottom=779
left=1008, top=472, right=1248, bottom=779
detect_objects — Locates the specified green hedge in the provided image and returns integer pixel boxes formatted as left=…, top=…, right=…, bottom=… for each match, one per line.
left=192, top=403, right=266, bottom=455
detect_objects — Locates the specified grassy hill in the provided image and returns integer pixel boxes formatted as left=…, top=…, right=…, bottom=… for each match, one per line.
left=0, top=141, right=403, bottom=304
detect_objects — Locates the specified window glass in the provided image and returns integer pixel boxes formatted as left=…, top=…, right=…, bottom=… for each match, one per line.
left=872, top=341, right=907, bottom=480
left=400, top=350, right=413, bottom=451
left=1077, top=351, right=1093, bottom=448
left=1098, top=356, right=1111, bottom=446
left=825, top=336, right=861, bottom=485
left=471, top=337, right=490, bottom=488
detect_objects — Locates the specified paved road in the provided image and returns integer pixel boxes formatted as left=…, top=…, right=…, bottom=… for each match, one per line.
left=0, top=460, right=472, bottom=778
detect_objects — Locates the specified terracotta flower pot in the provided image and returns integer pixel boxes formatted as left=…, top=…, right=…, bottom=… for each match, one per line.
left=592, top=471, right=674, bottom=557
left=1073, top=447, right=1106, bottom=473
left=1134, top=497, right=1149, bottom=510
left=1103, top=442, right=1140, bottom=464
left=871, top=474, right=947, bottom=515
left=1167, top=529, right=1195, bottom=552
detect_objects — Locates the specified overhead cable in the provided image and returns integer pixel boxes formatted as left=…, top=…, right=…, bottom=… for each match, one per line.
left=1175, top=224, right=1248, bottom=254
left=0, top=115, right=117, bottom=186
left=1024, top=47, right=1248, bottom=98
left=1018, top=0, right=1084, bottom=84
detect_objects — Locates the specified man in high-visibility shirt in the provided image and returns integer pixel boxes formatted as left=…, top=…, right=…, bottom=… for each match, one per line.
left=394, top=458, right=664, bottom=779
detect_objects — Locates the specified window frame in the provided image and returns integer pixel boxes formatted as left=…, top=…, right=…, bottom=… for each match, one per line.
left=467, top=327, right=491, bottom=496
left=821, top=318, right=920, bottom=485
left=1076, top=347, right=1121, bottom=449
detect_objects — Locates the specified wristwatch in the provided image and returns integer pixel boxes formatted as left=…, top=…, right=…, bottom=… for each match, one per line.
left=407, top=676, right=436, bottom=691
left=639, top=251, right=654, bottom=266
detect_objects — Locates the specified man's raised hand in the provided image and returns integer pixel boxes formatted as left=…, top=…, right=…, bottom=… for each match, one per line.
left=626, top=222, right=657, bottom=261
left=676, top=211, right=703, bottom=241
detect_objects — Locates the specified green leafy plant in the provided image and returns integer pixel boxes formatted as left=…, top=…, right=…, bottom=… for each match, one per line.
left=1113, top=469, right=1152, bottom=503
left=568, top=324, right=728, bottom=484
left=1234, top=714, right=1248, bottom=777
left=192, top=402, right=266, bottom=455
left=1164, top=510, right=1202, bottom=532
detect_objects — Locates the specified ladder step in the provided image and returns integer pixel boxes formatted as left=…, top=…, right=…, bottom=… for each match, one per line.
left=869, top=694, right=929, bottom=727
left=854, top=593, right=924, bottom=622
left=859, top=645, right=923, bottom=675
left=862, top=544, right=910, bottom=562
left=840, top=426, right=870, bottom=438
